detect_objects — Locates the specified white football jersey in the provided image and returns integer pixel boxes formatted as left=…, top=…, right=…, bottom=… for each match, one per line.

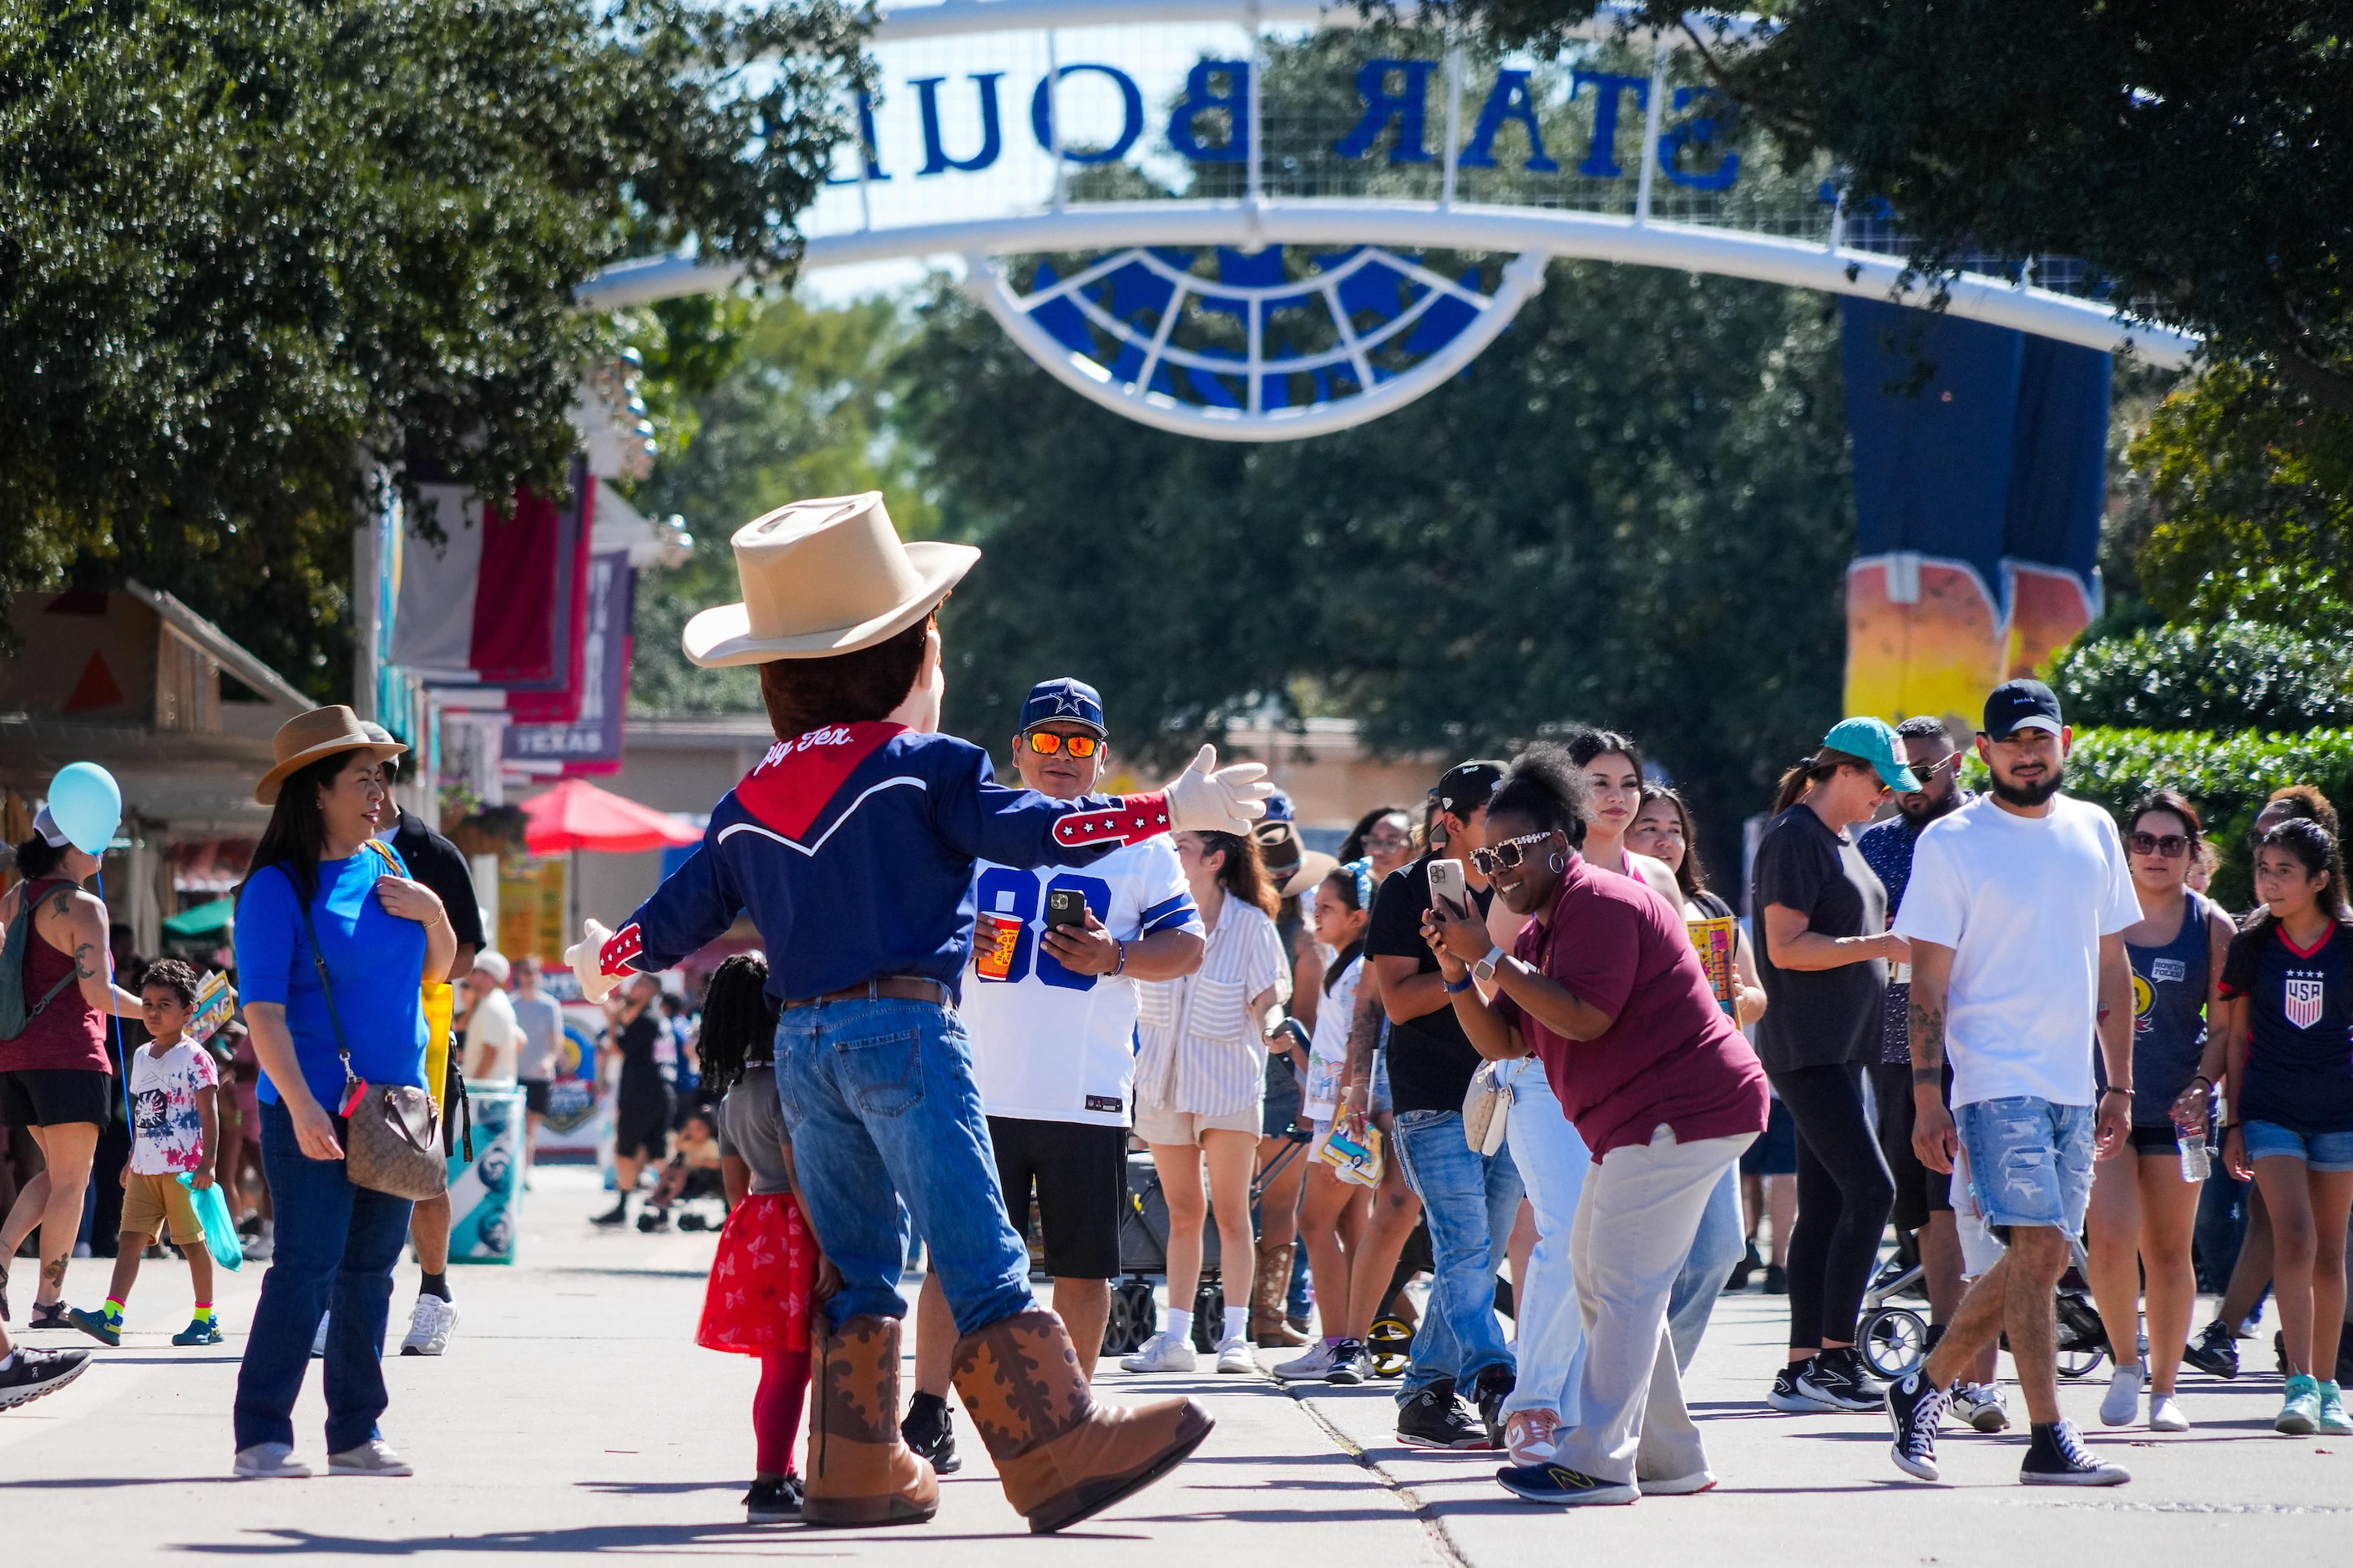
left=963, top=837, right=1202, bottom=1126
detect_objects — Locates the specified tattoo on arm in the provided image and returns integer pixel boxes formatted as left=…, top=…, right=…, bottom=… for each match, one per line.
left=73, top=941, right=104, bottom=980
left=1908, top=995, right=1946, bottom=1079
left=1344, top=982, right=1383, bottom=1083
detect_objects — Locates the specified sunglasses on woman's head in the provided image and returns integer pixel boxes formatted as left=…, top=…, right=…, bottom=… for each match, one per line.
left=1470, top=831, right=1555, bottom=877
left=2128, top=832, right=2190, bottom=857
left=1022, top=731, right=1100, bottom=757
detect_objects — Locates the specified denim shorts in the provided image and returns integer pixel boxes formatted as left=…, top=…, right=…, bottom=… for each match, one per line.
left=1955, top=1095, right=2094, bottom=1237
left=2242, top=1120, right=2353, bottom=1172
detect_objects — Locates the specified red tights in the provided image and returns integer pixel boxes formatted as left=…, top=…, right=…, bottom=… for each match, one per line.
left=754, top=1346, right=811, bottom=1477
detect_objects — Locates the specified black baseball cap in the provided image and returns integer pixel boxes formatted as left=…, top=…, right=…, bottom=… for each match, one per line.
left=1982, top=679, right=2064, bottom=742
left=1434, top=760, right=1506, bottom=818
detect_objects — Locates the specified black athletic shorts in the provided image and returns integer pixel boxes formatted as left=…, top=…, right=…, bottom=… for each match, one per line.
left=2130, top=1122, right=2184, bottom=1156
left=615, top=1083, right=675, bottom=1162
left=1871, top=1060, right=1953, bottom=1232
left=521, top=1079, right=552, bottom=1116
left=0, top=1067, right=113, bottom=1129
left=987, top=1115, right=1126, bottom=1280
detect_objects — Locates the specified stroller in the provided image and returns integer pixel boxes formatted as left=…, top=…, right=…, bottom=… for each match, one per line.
left=1856, top=1235, right=2109, bottom=1382
left=1104, top=1130, right=1317, bottom=1356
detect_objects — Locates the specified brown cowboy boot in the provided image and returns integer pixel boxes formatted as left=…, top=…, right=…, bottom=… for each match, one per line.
left=803, top=1315, right=939, bottom=1528
left=1252, top=1237, right=1308, bottom=1347
left=952, top=1308, right=1213, bottom=1535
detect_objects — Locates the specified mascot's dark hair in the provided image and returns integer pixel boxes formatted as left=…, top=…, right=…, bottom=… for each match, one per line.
left=757, top=615, right=933, bottom=739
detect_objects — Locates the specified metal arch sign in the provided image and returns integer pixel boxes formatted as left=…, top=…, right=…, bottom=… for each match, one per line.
left=583, top=0, right=2200, bottom=442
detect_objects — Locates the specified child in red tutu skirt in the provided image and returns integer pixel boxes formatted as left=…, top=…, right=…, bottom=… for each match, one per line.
left=696, top=953, right=826, bottom=1525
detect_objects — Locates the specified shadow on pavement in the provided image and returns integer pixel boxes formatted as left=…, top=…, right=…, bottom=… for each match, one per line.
left=173, top=1524, right=1151, bottom=1554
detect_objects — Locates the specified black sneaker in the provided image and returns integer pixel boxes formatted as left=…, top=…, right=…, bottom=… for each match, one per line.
left=590, top=1198, right=630, bottom=1228
left=1472, top=1365, right=1516, bottom=1449
left=1397, top=1380, right=1490, bottom=1449
left=0, top=1344, right=91, bottom=1411
left=1768, top=1362, right=1837, bottom=1413
left=635, top=1210, right=670, bottom=1233
left=1761, top=1264, right=1789, bottom=1294
left=745, top=1473, right=804, bottom=1522
left=1797, top=1346, right=1888, bottom=1413
left=1885, top=1369, right=1946, bottom=1481
left=2182, top=1319, right=2239, bottom=1379
left=2020, top=1419, right=2128, bottom=1486
left=1723, top=1241, right=1760, bottom=1293
left=1326, top=1339, right=1368, bottom=1386
left=900, top=1392, right=963, bottom=1474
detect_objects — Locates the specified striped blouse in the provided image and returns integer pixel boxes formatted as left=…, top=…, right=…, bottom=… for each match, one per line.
left=1135, top=890, right=1291, bottom=1117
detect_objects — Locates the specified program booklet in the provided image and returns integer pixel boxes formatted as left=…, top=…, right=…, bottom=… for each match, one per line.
left=186, top=969, right=235, bottom=1049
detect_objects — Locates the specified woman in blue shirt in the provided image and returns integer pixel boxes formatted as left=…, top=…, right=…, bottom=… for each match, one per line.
left=229, top=707, right=454, bottom=1480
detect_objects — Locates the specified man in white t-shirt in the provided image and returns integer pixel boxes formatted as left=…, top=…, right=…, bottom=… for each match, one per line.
left=1884, top=680, right=2140, bottom=1489
left=902, top=678, right=1207, bottom=1471
left=461, top=952, right=526, bottom=1084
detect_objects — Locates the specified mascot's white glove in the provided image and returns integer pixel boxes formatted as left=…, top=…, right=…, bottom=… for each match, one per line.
left=1164, top=743, right=1274, bottom=835
left=564, top=918, right=624, bottom=1004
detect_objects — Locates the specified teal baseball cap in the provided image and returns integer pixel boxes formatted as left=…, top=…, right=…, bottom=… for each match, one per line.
left=1823, top=717, right=1921, bottom=792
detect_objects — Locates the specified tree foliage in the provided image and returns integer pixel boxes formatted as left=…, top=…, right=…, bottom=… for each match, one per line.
left=2047, top=618, right=2353, bottom=735
left=0, top=0, right=867, bottom=693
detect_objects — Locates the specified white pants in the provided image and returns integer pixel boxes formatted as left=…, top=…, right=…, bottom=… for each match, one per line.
left=1551, top=1125, right=1753, bottom=1488
left=1497, top=1056, right=1590, bottom=1422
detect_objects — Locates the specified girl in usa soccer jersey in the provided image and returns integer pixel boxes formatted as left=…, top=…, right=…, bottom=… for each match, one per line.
left=2218, top=818, right=2353, bottom=1436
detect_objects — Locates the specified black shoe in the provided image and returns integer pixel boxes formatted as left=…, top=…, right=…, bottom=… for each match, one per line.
left=0, top=1344, right=90, bottom=1411
left=1397, top=1380, right=1490, bottom=1449
left=745, top=1474, right=804, bottom=1522
left=2275, top=1329, right=2287, bottom=1376
left=1768, top=1362, right=1838, bottom=1413
left=2020, top=1419, right=2129, bottom=1486
left=1796, top=1345, right=1888, bottom=1412
left=635, top=1210, right=670, bottom=1233
left=1761, top=1264, right=1789, bottom=1295
left=0, top=1264, right=9, bottom=1323
left=900, top=1392, right=963, bottom=1474
left=590, top=1198, right=630, bottom=1228
left=1723, top=1241, right=1760, bottom=1293
left=1885, top=1369, right=1946, bottom=1481
left=1326, top=1339, right=1368, bottom=1386
left=2182, top=1319, right=2239, bottom=1379
left=28, top=1300, right=68, bottom=1330
left=676, top=1212, right=711, bottom=1232
left=1472, top=1365, right=1516, bottom=1449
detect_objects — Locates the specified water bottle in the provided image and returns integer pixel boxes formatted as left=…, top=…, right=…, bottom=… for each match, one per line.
left=2175, top=1109, right=2211, bottom=1183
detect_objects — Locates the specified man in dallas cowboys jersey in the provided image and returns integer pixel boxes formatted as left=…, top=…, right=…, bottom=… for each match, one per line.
left=904, top=679, right=1207, bottom=1467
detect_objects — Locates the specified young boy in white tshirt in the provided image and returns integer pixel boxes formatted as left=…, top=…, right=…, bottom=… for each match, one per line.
left=66, top=959, right=224, bottom=1348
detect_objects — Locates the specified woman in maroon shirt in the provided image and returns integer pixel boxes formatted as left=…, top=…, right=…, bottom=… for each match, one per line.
left=0, top=808, right=144, bottom=1326
left=1426, top=745, right=1767, bottom=1508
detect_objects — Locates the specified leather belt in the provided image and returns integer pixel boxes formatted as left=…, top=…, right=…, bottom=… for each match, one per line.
left=780, top=975, right=952, bottom=1012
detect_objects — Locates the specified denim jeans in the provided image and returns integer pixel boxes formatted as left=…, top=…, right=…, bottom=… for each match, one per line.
left=1496, top=1057, right=1588, bottom=1421
left=775, top=997, right=1035, bottom=1336
left=1391, top=1105, right=1523, bottom=1399
left=1955, top=1095, right=2093, bottom=1236
left=232, top=1098, right=415, bottom=1453
left=1664, top=1166, right=1745, bottom=1372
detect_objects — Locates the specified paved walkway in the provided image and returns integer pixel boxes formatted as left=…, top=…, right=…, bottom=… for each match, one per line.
left=5, top=1167, right=2348, bottom=1562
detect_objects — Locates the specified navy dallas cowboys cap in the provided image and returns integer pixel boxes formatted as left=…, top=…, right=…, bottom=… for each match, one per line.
left=1020, top=677, right=1107, bottom=736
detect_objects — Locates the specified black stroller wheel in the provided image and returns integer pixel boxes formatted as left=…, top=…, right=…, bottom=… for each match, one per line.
left=1859, top=1305, right=1930, bottom=1380
left=1118, top=1281, right=1158, bottom=1353
left=1103, top=1288, right=1133, bottom=1357
left=1191, top=1281, right=1226, bottom=1353
left=1366, top=1315, right=1413, bottom=1378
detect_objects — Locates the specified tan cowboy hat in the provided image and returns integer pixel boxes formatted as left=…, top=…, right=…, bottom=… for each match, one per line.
left=682, top=492, right=980, bottom=668
left=1281, top=849, right=1341, bottom=902
left=256, top=706, right=407, bottom=806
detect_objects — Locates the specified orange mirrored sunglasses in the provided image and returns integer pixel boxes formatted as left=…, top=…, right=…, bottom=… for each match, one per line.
left=1023, top=730, right=1101, bottom=757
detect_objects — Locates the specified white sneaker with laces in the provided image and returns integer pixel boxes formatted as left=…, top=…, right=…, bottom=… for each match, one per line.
left=1214, top=1334, right=1257, bottom=1374
left=328, top=1439, right=414, bottom=1477
left=1951, top=1382, right=2011, bottom=1433
left=400, top=1295, right=458, bottom=1357
left=2148, top=1392, right=2190, bottom=1432
left=1119, top=1331, right=1198, bottom=1373
left=1273, top=1341, right=1340, bottom=1381
left=2098, top=1363, right=2144, bottom=1427
left=234, top=1443, right=313, bottom=1480
left=311, top=1314, right=329, bottom=1358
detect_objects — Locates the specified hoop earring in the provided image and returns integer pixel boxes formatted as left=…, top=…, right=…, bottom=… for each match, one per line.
left=1549, top=851, right=1567, bottom=874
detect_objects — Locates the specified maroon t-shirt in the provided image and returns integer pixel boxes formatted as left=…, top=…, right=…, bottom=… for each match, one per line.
left=1494, top=857, right=1768, bottom=1161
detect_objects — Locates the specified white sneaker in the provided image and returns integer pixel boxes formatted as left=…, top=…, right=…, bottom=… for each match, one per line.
left=311, top=1314, right=329, bottom=1358
left=2148, top=1392, right=2190, bottom=1432
left=1119, top=1331, right=1198, bottom=1373
left=234, top=1443, right=312, bottom=1480
left=2098, top=1363, right=2144, bottom=1427
left=1951, top=1382, right=2011, bottom=1433
left=399, top=1295, right=458, bottom=1357
left=1214, top=1334, right=1257, bottom=1375
left=327, top=1439, right=414, bottom=1476
left=1273, top=1341, right=1340, bottom=1381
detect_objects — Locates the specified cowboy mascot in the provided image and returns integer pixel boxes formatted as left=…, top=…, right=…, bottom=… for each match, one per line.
left=564, top=493, right=1270, bottom=1531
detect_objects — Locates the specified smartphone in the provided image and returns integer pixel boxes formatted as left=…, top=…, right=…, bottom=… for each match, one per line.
left=1045, top=888, right=1089, bottom=930
left=1426, top=857, right=1470, bottom=920
left=1271, top=1018, right=1311, bottom=1055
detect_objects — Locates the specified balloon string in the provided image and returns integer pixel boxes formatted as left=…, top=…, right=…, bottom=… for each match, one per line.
left=96, top=865, right=134, bottom=1131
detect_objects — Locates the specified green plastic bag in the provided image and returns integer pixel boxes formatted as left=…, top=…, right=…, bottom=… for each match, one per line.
left=179, top=1174, right=245, bottom=1272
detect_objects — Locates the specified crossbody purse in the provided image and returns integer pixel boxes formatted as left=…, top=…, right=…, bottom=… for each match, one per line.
left=299, top=855, right=448, bottom=1201
left=1461, top=1058, right=1512, bottom=1156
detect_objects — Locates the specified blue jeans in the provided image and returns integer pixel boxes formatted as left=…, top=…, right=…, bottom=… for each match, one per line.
left=1392, top=1106, right=1522, bottom=1399
left=1956, top=1096, right=2094, bottom=1236
left=232, top=1099, right=414, bottom=1453
left=1664, top=1166, right=1744, bottom=1372
left=775, top=998, right=1035, bottom=1336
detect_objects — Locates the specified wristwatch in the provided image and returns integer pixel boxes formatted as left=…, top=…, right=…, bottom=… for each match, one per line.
left=1472, top=945, right=1506, bottom=984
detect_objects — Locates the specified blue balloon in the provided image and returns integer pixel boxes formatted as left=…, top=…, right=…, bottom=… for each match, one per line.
left=47, top=762, right=122, bottom=856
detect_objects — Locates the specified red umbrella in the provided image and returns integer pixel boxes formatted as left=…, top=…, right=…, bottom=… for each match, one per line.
left=522, top=778, right=701, bottom=856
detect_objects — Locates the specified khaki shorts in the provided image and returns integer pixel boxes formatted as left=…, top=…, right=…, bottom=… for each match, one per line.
left=120, top=1170, right=205, bottom=1247
left=1133, top=1098, right=1262, bottom=1146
